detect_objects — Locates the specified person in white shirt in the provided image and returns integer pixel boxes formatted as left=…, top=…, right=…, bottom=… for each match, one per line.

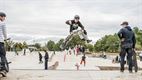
left=0, top=12, right=8, bottom=77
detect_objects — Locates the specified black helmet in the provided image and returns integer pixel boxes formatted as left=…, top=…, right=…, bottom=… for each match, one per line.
left=0, top=12, right=6, bottom=17
left=74, top=15, right=80, bottom=19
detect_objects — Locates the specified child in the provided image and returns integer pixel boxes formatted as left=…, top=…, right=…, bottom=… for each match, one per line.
left=80, top=54, right=86, bottom=66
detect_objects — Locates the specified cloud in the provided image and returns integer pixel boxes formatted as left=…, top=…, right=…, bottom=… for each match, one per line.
left=0, top=0, right=142, bottom=43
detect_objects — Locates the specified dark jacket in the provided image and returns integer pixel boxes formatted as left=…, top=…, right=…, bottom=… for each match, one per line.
left=82, top=55, right=86, bottom=61
left=81, top=47, right=85, bottom=53
left=66, top=20, right=84, bottom=33
left=44, top=52, right=49, bottom=60
left=39, top=52, right=42, bottom=59
left=118, top=26, right=136, bottom=48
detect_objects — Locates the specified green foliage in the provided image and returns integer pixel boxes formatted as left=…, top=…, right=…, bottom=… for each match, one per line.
left=22, top=41, right=28, bottom=48
left=34, top=43, right=41, bottom=50
left=66, top=35, right=86, bottom=49
left=133, top=27, right=142, bottom=50
left=13, top=42, right=23, bottom=51
left=54, top=39, right=64, bottom=51
left=94, top=27, right=142, bottom=53
left=94, top=34, right=120, bottom=52
left=86, top=44, right=94, bottom=52
left=4, top=27, right=141, bottom=53
left=46, top=40, right=55, bottom=51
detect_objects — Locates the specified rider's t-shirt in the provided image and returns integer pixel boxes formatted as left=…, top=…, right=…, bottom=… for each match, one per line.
left=66, top=20, right=84, bottom=33
left=72, top=24, right=79, bottom=30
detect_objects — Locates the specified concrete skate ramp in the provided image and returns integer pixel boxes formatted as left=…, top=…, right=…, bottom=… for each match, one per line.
left=98, top=66, right=142, bottom=70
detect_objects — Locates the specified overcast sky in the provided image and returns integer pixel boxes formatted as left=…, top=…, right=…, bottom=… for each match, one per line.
left=0, top=0, right=142, bottom=43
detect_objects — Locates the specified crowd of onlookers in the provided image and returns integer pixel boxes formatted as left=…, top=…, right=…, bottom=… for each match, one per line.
left=65, top=45, right=86, bottom=56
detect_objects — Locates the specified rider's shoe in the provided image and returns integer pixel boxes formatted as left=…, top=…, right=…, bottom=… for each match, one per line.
left=87, top=40, right=92, bottom=43
left=0, top=70, right=7, bottom=77
left=81, top=39, right=85, bottom=41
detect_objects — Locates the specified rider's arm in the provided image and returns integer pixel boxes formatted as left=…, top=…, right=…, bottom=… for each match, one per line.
left=78, top=22, right=84, bottom=30
left=66, top=20, right=72, bottom=25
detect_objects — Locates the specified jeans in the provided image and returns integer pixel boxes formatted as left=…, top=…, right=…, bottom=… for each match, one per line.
left=0, top=42, right=7, bottom=71
left=120, top=47, right=133, bottom=71
left=45, top=60, right=48, bottom=70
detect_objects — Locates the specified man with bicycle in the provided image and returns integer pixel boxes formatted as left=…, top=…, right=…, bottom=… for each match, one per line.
left=0, top=12, right=8, bottom=77
left=61, top=15, right=92, bottom=49
left=118, top=21, right=136, bottom=73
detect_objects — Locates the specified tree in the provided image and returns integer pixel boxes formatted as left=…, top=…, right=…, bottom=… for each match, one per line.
left=34, top=43, right=41, bottom=50
left=47, top=40, right=55, bottom=51
left=133, top=27, right=142, bottom=49
left=94, top=34, right=119, bottom=53
left=66, top=35, right=86, bottom=48
left=54, top=39, right=64, bottom=51
left=94, top=27, right=142, bottom=53
left=87, top=44, right=94, bottom=52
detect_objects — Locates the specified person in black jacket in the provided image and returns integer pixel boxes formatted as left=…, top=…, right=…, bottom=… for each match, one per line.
left=60, top=15, right=92, bottom=50
left=81, top=46, right=85, bottom=55
left=38, top=52, right=43, bottom=64
left=118, top=21, right=136, bottom=73
left=44, top=50, right=49, bottom=70
left=80, top=54, right=86, bottom=66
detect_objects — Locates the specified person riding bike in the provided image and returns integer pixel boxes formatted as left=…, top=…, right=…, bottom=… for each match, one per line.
left=61, top=15, right=92, bottom=49
left=0, top=12, right=8, bottom=77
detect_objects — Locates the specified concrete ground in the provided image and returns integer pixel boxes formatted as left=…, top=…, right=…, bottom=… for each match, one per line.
left=0, top=51, right=142, bottom=80
left=1, top=70, right=142, bottom=80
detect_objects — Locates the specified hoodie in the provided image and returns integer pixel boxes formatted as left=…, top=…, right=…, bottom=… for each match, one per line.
left=118, top=26, right=136, bottom=48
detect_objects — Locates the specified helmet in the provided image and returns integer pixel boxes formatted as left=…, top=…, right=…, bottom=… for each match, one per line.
left=0, top=12, right=6, bottom=17
left=74, top=15, right=80, bottom=19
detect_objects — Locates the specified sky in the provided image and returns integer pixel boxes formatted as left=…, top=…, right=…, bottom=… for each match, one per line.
left=0, top=0, right=142, bottom=43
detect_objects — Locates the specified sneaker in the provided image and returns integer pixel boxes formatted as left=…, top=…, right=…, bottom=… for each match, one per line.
left=87, top=40, right=92, bottom=43
left=120, top=69, right=124, bottom=73
left=0, top=70, right=7, bottom=77
left=129, top=70, right=133, bottom=73
left=81, top=39, right=85, bottom=41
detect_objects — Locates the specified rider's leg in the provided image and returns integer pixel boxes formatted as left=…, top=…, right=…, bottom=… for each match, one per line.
left=78, top=30, right=91, bottom=42
left=62, top=31, right=79, bottom=49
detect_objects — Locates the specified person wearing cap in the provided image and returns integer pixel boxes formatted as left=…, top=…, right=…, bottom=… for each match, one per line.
left=118, top=21, right=136, bottom=73
left=60, top=15, right=92, bottom=49
left=0, top=12, right=8, bottom=76
left=44, top=50, right=49, bottom=70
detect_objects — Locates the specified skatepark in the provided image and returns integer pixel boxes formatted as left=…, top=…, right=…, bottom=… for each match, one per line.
left=0, top=51, right=142, bottom=80
left=0, top=0, right=142, bottom=80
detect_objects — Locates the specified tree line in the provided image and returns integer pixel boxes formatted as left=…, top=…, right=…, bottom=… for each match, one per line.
left=5, top=27, right=142, bottom=53
left=94, top=27, right=142, bottom=53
